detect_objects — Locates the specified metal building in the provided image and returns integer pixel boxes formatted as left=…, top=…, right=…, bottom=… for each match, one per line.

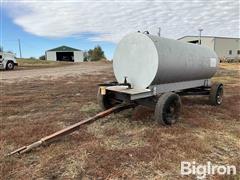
left=46, top=46, right=84, bottom=62
left=178, top=36, right=240, bottom=60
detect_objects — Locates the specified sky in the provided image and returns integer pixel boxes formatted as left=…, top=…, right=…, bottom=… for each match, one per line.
left=0, top=0, right=239, bottom=59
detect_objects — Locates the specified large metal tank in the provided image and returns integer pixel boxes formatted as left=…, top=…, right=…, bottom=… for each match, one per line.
left=113, top=33, right=219, bottom=89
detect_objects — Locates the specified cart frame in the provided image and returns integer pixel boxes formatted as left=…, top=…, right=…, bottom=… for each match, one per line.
left=98, top=79, right=223, bottom=125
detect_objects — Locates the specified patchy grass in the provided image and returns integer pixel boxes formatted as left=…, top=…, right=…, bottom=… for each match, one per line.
left=16, top=58, right=73, bottom=69
left=0, top=63, right=239, bottom=179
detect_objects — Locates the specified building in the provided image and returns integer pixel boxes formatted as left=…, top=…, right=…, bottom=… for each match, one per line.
left=46, top=46, right=84, bottom=62
left=178, top=36, right=240, bottom=60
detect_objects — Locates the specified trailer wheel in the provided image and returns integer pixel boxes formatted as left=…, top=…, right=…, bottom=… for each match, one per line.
left=210, top=83, right=223, bottom=105
left=154, top=92, right=182, bottom=125
left=6, top=61, right=14, bottom=70
left=97, top=89, right=115, bottom=110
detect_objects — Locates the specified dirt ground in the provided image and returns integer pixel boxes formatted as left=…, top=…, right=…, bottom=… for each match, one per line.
left=0, top=62, right=239, bottom=179
left=1, top=61, right=111, bottom=83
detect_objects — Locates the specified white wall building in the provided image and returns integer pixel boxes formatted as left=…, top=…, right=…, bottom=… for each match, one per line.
left=178, top=36, right=240, bottom=60
left=46, top=46, right=84, bottom=62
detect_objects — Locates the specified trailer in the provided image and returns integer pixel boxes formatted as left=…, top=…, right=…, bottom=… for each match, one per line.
left=7, top=32, right=223, bottom=156
left=97, top=32, right=223, bottom=125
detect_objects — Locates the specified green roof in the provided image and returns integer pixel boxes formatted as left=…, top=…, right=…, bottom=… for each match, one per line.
left=47, top=46, right=81, bottom=52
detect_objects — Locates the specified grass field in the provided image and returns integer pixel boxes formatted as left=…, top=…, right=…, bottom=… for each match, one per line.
left=16, top=58, right=73, bottom=69
left=0, top=63, right=239, bottom=179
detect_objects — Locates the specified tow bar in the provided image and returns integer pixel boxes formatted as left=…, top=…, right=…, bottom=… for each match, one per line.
left=7, top=103, right=135, bottom=156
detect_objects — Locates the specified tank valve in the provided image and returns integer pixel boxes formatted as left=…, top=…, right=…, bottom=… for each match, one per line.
left=123, top=76, right=131, bottom=89
left=143, top=31, right=149, bottom=34
left=124, top=76, right=128, bottom=84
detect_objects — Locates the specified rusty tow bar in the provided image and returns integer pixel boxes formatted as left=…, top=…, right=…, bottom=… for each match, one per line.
left=7, top=103, right=135, bottom=156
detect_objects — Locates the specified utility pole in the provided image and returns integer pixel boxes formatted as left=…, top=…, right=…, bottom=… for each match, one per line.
left=198, top=28, right=203, bottom=45
left=18, top=39, right=22, bottom=58
left=158, top=27, right=161, bottom=37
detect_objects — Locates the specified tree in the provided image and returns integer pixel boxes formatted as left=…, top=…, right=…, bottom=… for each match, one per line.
left=83, top=51, right=89, bottom=61
left=39, top=55, right=46, bottom=60
left=87, top=45, right=105, bottom=61
left=0, top=46, right=3, bottom=52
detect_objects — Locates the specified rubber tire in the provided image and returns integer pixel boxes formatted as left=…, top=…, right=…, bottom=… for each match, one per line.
left=6, top=61, right=14, bottom=70
left=154, top=92, right=182, bottom=125
left=97, top=89, right=114, bottom=110
left=209, top=83, right=223, bottom=106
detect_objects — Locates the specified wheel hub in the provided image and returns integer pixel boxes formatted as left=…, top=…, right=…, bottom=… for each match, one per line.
left=8, top=63, right=13, bottom=68
left=216, top=87, right=223, bottom=104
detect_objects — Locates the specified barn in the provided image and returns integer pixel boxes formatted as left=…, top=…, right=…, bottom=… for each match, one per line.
left=178, top=36, right=240, bottom=60
left=46, top=46, right=84, bottom=62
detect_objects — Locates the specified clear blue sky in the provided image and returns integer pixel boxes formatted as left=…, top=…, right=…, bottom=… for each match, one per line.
left=1, top=1, right=239, bottom=59
left=1, top=6, right=115, bottom=59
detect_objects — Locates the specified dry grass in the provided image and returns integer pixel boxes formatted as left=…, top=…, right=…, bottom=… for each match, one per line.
left=16, top=58, right=74, bottom=70
left=0, top=63, right=239, bottom=179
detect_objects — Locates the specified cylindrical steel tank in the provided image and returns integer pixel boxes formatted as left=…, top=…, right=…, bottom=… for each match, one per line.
left=113, top=33, right=219, bottom=89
